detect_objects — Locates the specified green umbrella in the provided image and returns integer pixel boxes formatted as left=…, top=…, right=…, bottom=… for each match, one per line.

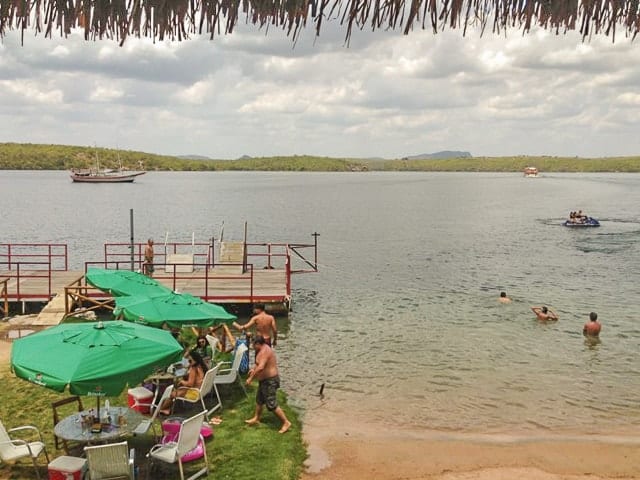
left=114, top=292, right=236, bottom=328
left=85, top=267, right=172, bottom=298
left=11, top=320, right=183, bottom=416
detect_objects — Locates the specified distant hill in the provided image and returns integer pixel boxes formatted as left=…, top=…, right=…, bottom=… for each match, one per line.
left=176, top=154, right=212, bottom=160
left=403, top=151, right=472, bottom=160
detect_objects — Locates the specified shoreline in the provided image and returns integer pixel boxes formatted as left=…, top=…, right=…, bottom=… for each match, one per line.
left=300, top=410, right=640, bottom=480
left=2, top=339, right=639, bottom=480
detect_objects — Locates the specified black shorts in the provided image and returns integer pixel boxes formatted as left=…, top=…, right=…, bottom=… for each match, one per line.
left=256, top=375, right=280, bottom=411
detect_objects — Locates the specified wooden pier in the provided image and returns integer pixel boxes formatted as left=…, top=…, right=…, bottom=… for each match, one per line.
left=1, top=236, right=318, bottom=322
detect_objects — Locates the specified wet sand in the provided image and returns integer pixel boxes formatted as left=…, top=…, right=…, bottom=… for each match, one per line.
left=300, top=411, right=640, bottom=480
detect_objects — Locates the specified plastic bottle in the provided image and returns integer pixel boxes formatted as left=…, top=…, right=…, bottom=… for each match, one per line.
left=104, top=399, right=111, bottom=424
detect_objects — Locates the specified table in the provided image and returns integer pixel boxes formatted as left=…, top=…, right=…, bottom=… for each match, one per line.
left=54, top=406, right=145, bottom=444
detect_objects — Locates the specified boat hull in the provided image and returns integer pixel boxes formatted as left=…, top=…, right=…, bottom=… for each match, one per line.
left=563, top=218, right=600, bottom=227
left=70, top=171, right=146, bottom=183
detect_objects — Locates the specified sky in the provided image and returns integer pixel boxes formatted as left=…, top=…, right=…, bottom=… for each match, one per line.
left=1, top=21, right=639, bottom=160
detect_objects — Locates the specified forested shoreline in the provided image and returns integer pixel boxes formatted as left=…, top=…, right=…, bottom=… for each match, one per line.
left=1, top=143, right=639, bottom=172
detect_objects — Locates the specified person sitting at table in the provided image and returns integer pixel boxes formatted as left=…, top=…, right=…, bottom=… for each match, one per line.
left=159, top=350, right=208, bottom=415
left=192, top=336, right=213, bottom=365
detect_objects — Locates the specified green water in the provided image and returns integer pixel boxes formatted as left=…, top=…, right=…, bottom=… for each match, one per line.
left=2, top=170, right=639, bottom=434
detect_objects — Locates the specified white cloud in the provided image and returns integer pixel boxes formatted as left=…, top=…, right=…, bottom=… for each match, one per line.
left=90, top=83, right=125, bottom=102
left=615, top=92, right=640, bottom=107
left=0, top=25, right=639, bottom=158
left=0, top=79, right=64, bottom=104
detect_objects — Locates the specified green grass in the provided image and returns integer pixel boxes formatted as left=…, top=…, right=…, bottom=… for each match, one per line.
left=0, top=351, right=306, bottom=479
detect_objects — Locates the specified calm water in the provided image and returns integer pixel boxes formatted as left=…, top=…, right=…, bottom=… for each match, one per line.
left=2, top=170, right=639, bottom=435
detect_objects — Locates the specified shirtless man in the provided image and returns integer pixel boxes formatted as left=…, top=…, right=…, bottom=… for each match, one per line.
left=583, top=312, right=602, bottom=337
left=499, top=291, right=512, bottom=303
left=143, top=238, right=154, bottom=277
left=531, top=305, right=558, bottom=321
left=245, top=335, right=291, bottom=433
left=234, top=303, right=277, bottom=347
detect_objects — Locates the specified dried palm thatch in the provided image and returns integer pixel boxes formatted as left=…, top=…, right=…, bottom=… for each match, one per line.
left=0, top=0, right=638, bottom=45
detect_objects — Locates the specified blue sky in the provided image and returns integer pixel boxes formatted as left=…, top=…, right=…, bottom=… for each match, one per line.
left=1, top=23, right=639, bottom=159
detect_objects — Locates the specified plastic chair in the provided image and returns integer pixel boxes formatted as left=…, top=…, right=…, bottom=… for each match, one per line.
left=0, top=419, right=49, bottom=479
left=84, top=441, right=135, bottom=480
left=133, top=385, right=174, bottom=441
left=174, top=363, right=222, bottom=419
left=214, top=342, right=249, bottom=403
left=147, top=411, right=208, bottom=480
left=52, top=395, right=84, bottom=454
left=205, top=334, right=220, bottom=366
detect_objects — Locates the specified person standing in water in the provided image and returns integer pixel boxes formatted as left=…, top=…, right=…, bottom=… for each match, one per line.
left=531, top=305, right=558, bottom=321
left=583, top=312, right=602, bottom=337
left=499, top=291, right=512, bottom=303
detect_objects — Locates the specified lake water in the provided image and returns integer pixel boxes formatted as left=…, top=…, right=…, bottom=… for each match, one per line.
left=2, top=170, right=639, bottom=436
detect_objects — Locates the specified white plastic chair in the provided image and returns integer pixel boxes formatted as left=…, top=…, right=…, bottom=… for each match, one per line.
left=84, top=441, right=135, bottom=480
left=205, top=334, right=220, bottom=365
left=147, top=411, right=209, bottom=480
left=0, top=419, right=49, bottom=479
left=214, top=342, right=249, bottom=403
left=174, top=363, right=221, bottom=418
left=133, top=385, right=174, bottom=440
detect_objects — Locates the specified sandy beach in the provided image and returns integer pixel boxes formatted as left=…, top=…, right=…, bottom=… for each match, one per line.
left=300, top=411, right=640, bottom=480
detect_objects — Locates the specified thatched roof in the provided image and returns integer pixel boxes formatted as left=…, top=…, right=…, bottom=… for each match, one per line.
left=0, top=0, right=638, bottom=45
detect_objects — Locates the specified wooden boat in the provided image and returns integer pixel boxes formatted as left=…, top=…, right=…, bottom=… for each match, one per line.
left=70, top=168, right=146, bottom=183
left=523, top=166, right=539, bottom=177
left=70, top=148, right=146, bottom=183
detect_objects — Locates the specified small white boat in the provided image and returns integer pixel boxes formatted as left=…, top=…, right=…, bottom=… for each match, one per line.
left=523, top=166, right=539, bottom=177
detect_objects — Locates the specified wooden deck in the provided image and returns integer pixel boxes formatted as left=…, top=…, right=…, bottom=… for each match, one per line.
left=1, top=237, right=319, bottom=320
left=0, top=267, right=289, bottom=310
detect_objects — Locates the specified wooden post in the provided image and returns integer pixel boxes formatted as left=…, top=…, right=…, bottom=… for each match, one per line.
left=0, top=278, right=8, bottom=317
left=130, top=209, right=135, bottom=271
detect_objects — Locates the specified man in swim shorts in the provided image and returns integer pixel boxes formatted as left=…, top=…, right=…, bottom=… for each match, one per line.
left=245, top=335, right=291, bottom=433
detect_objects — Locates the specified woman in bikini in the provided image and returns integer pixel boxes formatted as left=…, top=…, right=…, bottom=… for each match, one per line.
left=159, top=349, right=208, bottom=414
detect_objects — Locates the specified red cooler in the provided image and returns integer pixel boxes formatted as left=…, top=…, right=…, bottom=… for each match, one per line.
left=48, top=455, right=87, bottom=480
left=127, top=386, right=154, bottom=414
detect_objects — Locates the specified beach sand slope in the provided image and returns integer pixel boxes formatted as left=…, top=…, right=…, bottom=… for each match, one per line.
left=302, top=415, right=639, bottom=480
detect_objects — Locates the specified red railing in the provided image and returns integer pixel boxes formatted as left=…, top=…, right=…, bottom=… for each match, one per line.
left=0, top=243, right=68, bottom=301
left=0, top=243, right=68, bottom=271
left=103, top=242, right=213, bottom=272
left=83, top=261, right=272, bottom=303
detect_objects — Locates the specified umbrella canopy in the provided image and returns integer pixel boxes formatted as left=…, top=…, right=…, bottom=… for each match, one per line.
left=114, top=292, right=236, bottom=328
left=11, top=320, right=183, bottom=397
left=86, top=267, right=172, bottom=298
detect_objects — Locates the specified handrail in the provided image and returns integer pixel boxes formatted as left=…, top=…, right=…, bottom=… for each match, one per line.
left=0, top=261, right=55, bottom=300
left=103, top=242, right=212, bottom=270
left=84, top=261, right=258, bottom=302
left=0, top=243, right=68, bottom=271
